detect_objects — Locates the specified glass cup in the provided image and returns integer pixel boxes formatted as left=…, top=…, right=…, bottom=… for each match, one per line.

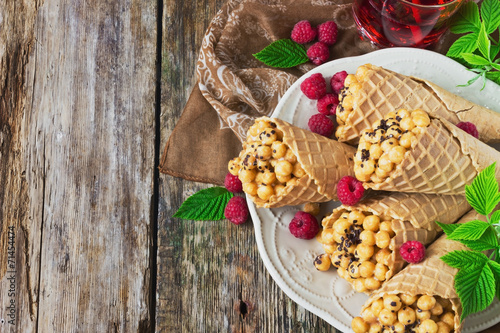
left=352, top=0, right=465, bottom=48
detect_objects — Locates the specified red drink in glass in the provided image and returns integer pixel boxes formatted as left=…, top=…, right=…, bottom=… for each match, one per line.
left=352, top=0, right=464, bottom=48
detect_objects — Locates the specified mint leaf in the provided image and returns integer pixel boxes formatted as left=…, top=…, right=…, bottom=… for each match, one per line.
left=462, top=53, right=491, bottom=66
left=486, top=71, right=500, bottom=84
left=460, top=226, right=499, bottom=251
left=442, top=250, right=489, bottom=269
left=491, top=44, right=500, bottom=59
left=447, top=33, right=479, bottom=58
left=481, top=0, right=500, bottom=34
left=436, top=221, right=461, bottom=236
left=253, top=39, right=309, bottom=68
left=448, top=220, right=491, bottom=241
left=173, top=187, right=233, bottom=220
left=455, top=264, right=496, bottom=321
left=491, top=210, right=500, bottom=224
left=492, top=63, right=500, bottom=71
left=450, top=1, right=481, bottom=34
left=478, top=23, right=492, bottom=60
left=489, top=260, right=500, bottom=299
left=466, top=162, right=500, bottom=215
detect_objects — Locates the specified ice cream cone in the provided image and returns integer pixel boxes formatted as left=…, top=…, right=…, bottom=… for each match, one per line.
left=336, top=64, right=500, bottom=144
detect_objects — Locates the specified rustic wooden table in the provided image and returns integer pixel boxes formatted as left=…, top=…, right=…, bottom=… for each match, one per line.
left=1, top=0, right=500, bottom=332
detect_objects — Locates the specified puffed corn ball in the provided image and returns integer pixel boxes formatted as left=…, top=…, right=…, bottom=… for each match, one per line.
left=228, top=119, right=306, bottom=203
left=335, top=65, right=375, bottom=139
left=316, top=208, right=396, bottom=292
left=353, top=108, right=431, bottom=183
left=352, top=294, right=456, bottom=333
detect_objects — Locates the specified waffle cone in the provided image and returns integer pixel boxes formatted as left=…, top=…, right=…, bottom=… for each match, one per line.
left=250, top=117, right=356, bottom=208
left=322, top=192, right=470, bottom=290
left=337, top=65, right=500, bottom=144
left=364, top=118, right=500, bottom=195
left=360, top=210, right=485, bottom=333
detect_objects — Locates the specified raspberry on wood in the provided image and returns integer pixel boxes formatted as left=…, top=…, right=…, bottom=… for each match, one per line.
left=224, top=172, right=243, bottom=193
left=317, top=21, right=338, bottom=45
left=224, top=196, right=249, bottom=225
left=400, top=241, right=426, bottom=264
left=300, top=73, right=327, bottom=100
left=336, top=176, right=365, bottom=206
left=291, top=20, right=317, bottom=44
left=307, top=42, right=329, bottom=66
left=289, top=211, right=320, bottom=239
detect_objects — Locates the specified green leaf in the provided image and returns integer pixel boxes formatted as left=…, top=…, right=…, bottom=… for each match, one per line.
left=465, top=162, right=500, bottom=215
left=173, top=187, right=233, bottom=221
left=459, top=226, right=499, bottom=251
left=441, top=250, right=489, bottom=270
left=486, top=71, right=500, bottom=84
left=478, top=23, right=492, bottom=60
left=462, top=52, right=491, bottom=66
left=491, top=63, right=500, bottom=71
left=448, top=220, right=491, bottom=241
left=481, top=0, right=500, bottom=34
left=436, top=221, right=461, bottom=236
left=491, top=210, right=500, bottom=224
left=457, top=72, right=483, bottom=87
left=455, top=264, right=496, bottom=321
left=253, top=39, right=309, bottom=68
left=447, top=33, right=479, bottom=58
left=489, top=260, right=500, bottom=299
left=450, top=1, right=481, bottom=34
left=490, top=44, right=500, bottom=59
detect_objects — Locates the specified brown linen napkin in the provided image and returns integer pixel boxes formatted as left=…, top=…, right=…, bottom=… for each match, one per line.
left=160, top=0, right=457, bottom=185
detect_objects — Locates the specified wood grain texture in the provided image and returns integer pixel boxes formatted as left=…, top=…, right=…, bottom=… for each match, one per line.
left=158, top=0, right=336, bottom=331
left=1, top=0, right=157, bottom=331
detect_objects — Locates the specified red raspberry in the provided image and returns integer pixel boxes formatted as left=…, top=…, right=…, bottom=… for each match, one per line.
left=291, top=20, right=317, bottom=44
left=456, top=121, right=479, bottom=139
left=224, top=172, right=243, bottom=193
left=289, top=211, right=320, bottom=239
left=336, top=176, right=365, bottom=206
left=300, top=73, right=327, bottom=100
left=224, top=196, right=249, bottom=225
left=317, top=93, right=339, bottom=115
left=317, top=21, right=338, bottom=45
left=330, top=70, right=348, bottom=95
left=307, top=42, right=330, bottom=66
left=400, top=240, right=426, bottom=264
left=308, top=113, right=335, bottom=137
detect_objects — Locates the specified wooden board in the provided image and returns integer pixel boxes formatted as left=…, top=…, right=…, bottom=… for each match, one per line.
left=0, top=0, right=156, bottom=331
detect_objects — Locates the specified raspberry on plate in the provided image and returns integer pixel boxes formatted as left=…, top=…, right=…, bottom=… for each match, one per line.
left=224, top=196, right=249, bottom=225
left=307, top=42, right=329, bottom=66
left=336, top=176, right=364, bottom=206
left=289, top=211, right=320, bottom=239
left=456, top=121, right=479, bottom=138
left=224, top=172, right=243, bottom=193
left=300, top=73, right=327, bottom=100
left=330, top=70, right=348, bottom=95
left=400, top=240, right=425, bottom=264
left=317, top=21, right=338, bottom=45
left=317, top=93, right=339, bottom=115
left=291, top=20, right=317, bottom=44
left=308, top=113, right=335, bottom=137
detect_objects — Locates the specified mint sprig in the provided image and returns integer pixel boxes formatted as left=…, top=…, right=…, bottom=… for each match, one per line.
left=437, top=162, right=500, bottom=321
left=253, top=39, right=309, bottom=68
left=447, top=0, right=500, bottom=88
left=173, top=187, right=233, bottom=221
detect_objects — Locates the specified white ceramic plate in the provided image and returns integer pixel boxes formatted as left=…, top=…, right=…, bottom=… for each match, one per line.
left=249, top=48, right=500, bottom=333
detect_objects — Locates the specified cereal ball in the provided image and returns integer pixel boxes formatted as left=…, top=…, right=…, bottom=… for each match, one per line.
left=431, top=302, right=444, bottom=316
left=363, top=215, right=381, bottom=232
left=373, top=263, right=389, bottom=281
left=239, top=169, right=257, bottom=183
left=322, top=243, right=336, bottom=254
left=242, top=182, right=258, bottom=196
left=353, top=279, right=367, bottom=293
left=276, top=174, right=292, bottom=184
left=393, top=322, right=405, bottom=333
left=351, top=317, right=369, bottom=333
left=256, top=145, right=272, bottom=160
left=242, top=154, right=257, bottom=170
left=284, top=149, right=297, bottom=164
left=371, top=298, right=384, bottom=316
left=348, top=261, right=361, bottom=278
left=261, top=170, right=276, bottom=185
left=257, top=185, right=274, bottom=200
left=361, top=307, right=377, bottom=322
left=364, top=277, right=381, bottom=290
left=375, top=231, right=391, bottom=248
left=378, top=308, right=397, bottom=326
left=396, top=108, right=411, bottom=118
left=412, top=111, right=431, bottom=127
left=369, top=143, right=383, bottom=160
left=275, top=160, right=293, bottom=177
left=417, top=295, right=437, bottom=311
left=380, top=138, right=399, bottom=152
left=334, top=219, right=351, bottom=235
left=383, top=294, right=402, bottom=311
left=400, top=293, right=418, bottom=305
left=344, top=74, right=357, bottom=87
left=330, top=251, right=344, bottom=268
left=400, top=117, right=415, bottom=131
left=399, top=131, right=415, bottom=149
left=271, top=141, right=287, bottom=159
left=368, top=323, right=382, bottom=333
left=436, top=321, right=452, bottom=333
left=356, top=244, right=375, bottom=260
left=359, top=261, right=376, bottom=278
left=321, top=228, right=335, bottom=244
left=416, top=309, right=432, bottom=321
left=360, top=230, right=376, bottom=246
left=292, top=163, right=306, bottom=178
left=349, top=210, right=366, bottom=225
left=377, top=153, right=394, bottom=173
left=379, top=221, right=394, bottom=236
left=304, top=202, right=320, bottom=216
left=314, top=254, right=331, bottom=271
left=274, top=184, right=286, bottom=197
left=256, top=159, right=271, bottom=172
left=259, top=128, right=278, bottom=145
left=398, top=306, right=416, bottom=325
left=228, top=157, right=241, bottom=175
left=388, top=146, right=406, bottom=164
left=440, top=312, right=455, bottom=327
left=375, top=248, right=391, bottom=266
left=419, top=319, right=438, bottom=333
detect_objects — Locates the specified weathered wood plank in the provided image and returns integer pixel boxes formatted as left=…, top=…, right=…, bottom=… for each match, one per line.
left=158, top=0, right=336, bottom=331
left=1, top=0, right=157, bottom=331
